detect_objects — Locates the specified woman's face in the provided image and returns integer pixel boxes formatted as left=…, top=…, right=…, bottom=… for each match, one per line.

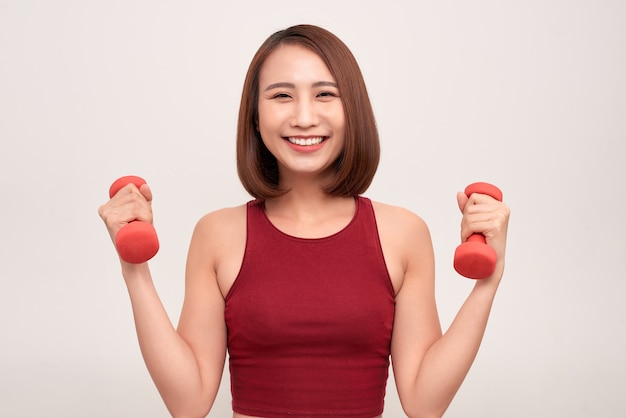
left=257, top=44, right=346, bottom=184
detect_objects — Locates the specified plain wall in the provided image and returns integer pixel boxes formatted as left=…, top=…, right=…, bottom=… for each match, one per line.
left=0, top=1, right=624, bottom=416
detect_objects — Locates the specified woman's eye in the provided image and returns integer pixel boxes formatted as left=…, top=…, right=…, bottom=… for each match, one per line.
left=318, top=91, right=337, bottom=98
left=272, top=93, right=291, bottom=99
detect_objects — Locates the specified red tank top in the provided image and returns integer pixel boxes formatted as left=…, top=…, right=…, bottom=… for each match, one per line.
left=225, top=197, right=395, bottom=417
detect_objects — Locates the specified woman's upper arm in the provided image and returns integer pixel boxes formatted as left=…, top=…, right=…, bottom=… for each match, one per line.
left=376, top=204, right=441, bottom=404
left=175, top=211, right=231, bottom=407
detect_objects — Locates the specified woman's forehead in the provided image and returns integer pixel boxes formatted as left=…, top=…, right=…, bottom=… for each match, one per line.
left=259, top=44, right=335, bottom=87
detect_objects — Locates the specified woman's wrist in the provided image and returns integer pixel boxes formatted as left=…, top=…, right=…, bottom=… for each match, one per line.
left=120, top=260, right=152, bottom=285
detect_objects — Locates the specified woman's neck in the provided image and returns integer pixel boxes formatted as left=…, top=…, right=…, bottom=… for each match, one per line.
left=264, top=187, right=356, bottom=239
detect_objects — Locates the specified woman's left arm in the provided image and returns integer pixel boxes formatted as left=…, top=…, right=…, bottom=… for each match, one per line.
left=387, top=192, right=510, bottom=418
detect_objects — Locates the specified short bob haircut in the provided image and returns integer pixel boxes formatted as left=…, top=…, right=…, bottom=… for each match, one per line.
left=236, top=24, right=380, bottom=199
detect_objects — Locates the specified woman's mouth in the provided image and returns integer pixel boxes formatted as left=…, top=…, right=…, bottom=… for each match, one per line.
left=286, top=136, right=326, bottom=146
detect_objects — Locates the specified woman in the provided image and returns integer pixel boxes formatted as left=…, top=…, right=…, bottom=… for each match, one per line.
left=99, top=24, right=510, bottom=418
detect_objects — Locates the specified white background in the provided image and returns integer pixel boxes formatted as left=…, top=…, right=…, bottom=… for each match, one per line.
left=1, top=1, right=624, bottom=417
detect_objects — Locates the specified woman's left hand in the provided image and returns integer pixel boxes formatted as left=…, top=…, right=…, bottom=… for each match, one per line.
left=457, top=191, right=511, bottom=281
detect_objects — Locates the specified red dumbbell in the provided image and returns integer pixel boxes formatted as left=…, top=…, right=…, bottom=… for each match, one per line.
left=453, top=182, right=503, bottom=279
left=108, top=175, right=159, bottom=264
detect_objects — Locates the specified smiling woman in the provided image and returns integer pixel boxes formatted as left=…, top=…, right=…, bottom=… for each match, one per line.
left=236, top=25, right=380, bottom=199
left=98, top=24, right=510, bottom=418
left=256, top=44, right=346, bottom=186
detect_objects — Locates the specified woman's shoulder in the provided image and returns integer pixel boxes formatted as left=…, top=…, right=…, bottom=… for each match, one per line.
left=367, top=199, right=434, bottom=292
left=198, top=202, right=248, bottom=222
left=188, top=203, right=249, bottom=250
left=188, top=203, right=249, bottom=293
left=369, top=199, right=429, bottom=230
left=368, top=199, right=432, bottom=247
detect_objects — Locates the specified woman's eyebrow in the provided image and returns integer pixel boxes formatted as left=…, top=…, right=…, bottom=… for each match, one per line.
left=265, top=82, right=295, bottom=91
left=264, top=81, right=338, bottom=91
left=312, top=81, right=338, bottom=88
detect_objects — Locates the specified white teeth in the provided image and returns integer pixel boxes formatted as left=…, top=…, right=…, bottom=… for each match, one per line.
left=288, top=137, right=324, bottom=146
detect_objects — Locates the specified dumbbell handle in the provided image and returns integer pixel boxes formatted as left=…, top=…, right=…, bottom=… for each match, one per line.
left=453, top=182, right=502, bottom=279
left=109, top=176, right=159, bottom=264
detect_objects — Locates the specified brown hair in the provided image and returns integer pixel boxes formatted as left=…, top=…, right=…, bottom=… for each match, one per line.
left=236, top=24, right=380, bottom=199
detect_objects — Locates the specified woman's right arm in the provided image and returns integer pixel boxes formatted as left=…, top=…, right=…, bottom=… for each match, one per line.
left=99, top=183, right=227, bottom=418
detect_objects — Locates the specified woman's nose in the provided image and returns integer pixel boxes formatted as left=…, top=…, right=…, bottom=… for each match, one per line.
left=291, top=99, right=319, bottom=128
